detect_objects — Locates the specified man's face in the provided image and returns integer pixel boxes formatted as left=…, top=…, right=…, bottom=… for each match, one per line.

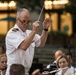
left=55, top=51, right=64, bottom=60
left=17, top=11, right=31, bottom=31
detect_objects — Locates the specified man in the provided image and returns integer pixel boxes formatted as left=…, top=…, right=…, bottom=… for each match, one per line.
left=47, top=50, right=64, bottom=69
left=10, top=64, right=25, bottom=75
left=5, top=8, right=51, bottom=75
left=54, top=50, right=64, bottom=61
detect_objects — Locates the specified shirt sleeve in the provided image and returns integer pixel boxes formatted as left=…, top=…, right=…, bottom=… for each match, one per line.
left=34, top=34, right=41, bottom=47
left=6, top=31, right=24, bottom=49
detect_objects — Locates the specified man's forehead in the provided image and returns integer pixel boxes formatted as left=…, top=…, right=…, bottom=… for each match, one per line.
left=20, top=11, right=30, bottom=18
left=21, top=10, right=30, bottom=14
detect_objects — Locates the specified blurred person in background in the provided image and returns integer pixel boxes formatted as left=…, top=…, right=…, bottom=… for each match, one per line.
left=0, top=45, right=5, bottom=55
left=0, top=54, right=7, bottom=75
left=55, top=55, right=76, bottom=75
left=42, top=50, right=64, bottom=75
left=65, top=52, right=76, bottom=71
left=10, top=64, right=25, bottom=75
left=46, top=50, right=64, bottom=69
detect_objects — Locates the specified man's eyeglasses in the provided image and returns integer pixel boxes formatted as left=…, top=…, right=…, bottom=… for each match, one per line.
left=18, top=18, right=31, bottom=24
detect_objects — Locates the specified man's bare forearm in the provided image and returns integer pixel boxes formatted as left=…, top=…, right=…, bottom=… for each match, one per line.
left=40, top=30, right=48, bottom=47
left=19, top=31, right=36, bottom=50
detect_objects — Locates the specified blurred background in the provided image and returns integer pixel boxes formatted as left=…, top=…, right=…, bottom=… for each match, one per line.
left=0, top=0, right=76, bottom=73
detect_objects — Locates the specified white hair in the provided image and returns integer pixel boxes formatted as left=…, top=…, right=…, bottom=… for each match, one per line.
left=16, top=8, right=29, bottom=18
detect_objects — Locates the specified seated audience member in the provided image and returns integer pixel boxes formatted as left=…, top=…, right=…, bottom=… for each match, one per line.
left=55, top=55, right=76, bottom=75
left=9, top=64, right=25, bottom=75
left=0, top=54, right=7, bottom=75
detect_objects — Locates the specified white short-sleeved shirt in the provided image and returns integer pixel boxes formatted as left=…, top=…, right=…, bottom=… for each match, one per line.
left=5, top=24, right=41, bottom=75
left=55, top=66, right=76, bottom=75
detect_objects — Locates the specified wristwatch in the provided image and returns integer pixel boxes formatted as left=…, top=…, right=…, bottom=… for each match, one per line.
left=43, top=28, right=48, bottom=31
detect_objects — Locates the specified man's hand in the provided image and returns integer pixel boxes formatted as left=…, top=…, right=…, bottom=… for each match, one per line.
left=62, top=67, right=68, bottom=75
left=43, top=18, right=51, bottom=29
left=32, top=21, right=40, bottom=32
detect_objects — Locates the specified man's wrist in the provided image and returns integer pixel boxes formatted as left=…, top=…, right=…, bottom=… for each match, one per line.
left=43, top=28, right=48, bottom=32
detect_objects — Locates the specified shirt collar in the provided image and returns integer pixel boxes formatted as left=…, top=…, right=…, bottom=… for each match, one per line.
left=14, top=24, right=27, bottom=34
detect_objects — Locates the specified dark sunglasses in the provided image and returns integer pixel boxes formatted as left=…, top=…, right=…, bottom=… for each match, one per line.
left=18, top=18, right=31, bottom=24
